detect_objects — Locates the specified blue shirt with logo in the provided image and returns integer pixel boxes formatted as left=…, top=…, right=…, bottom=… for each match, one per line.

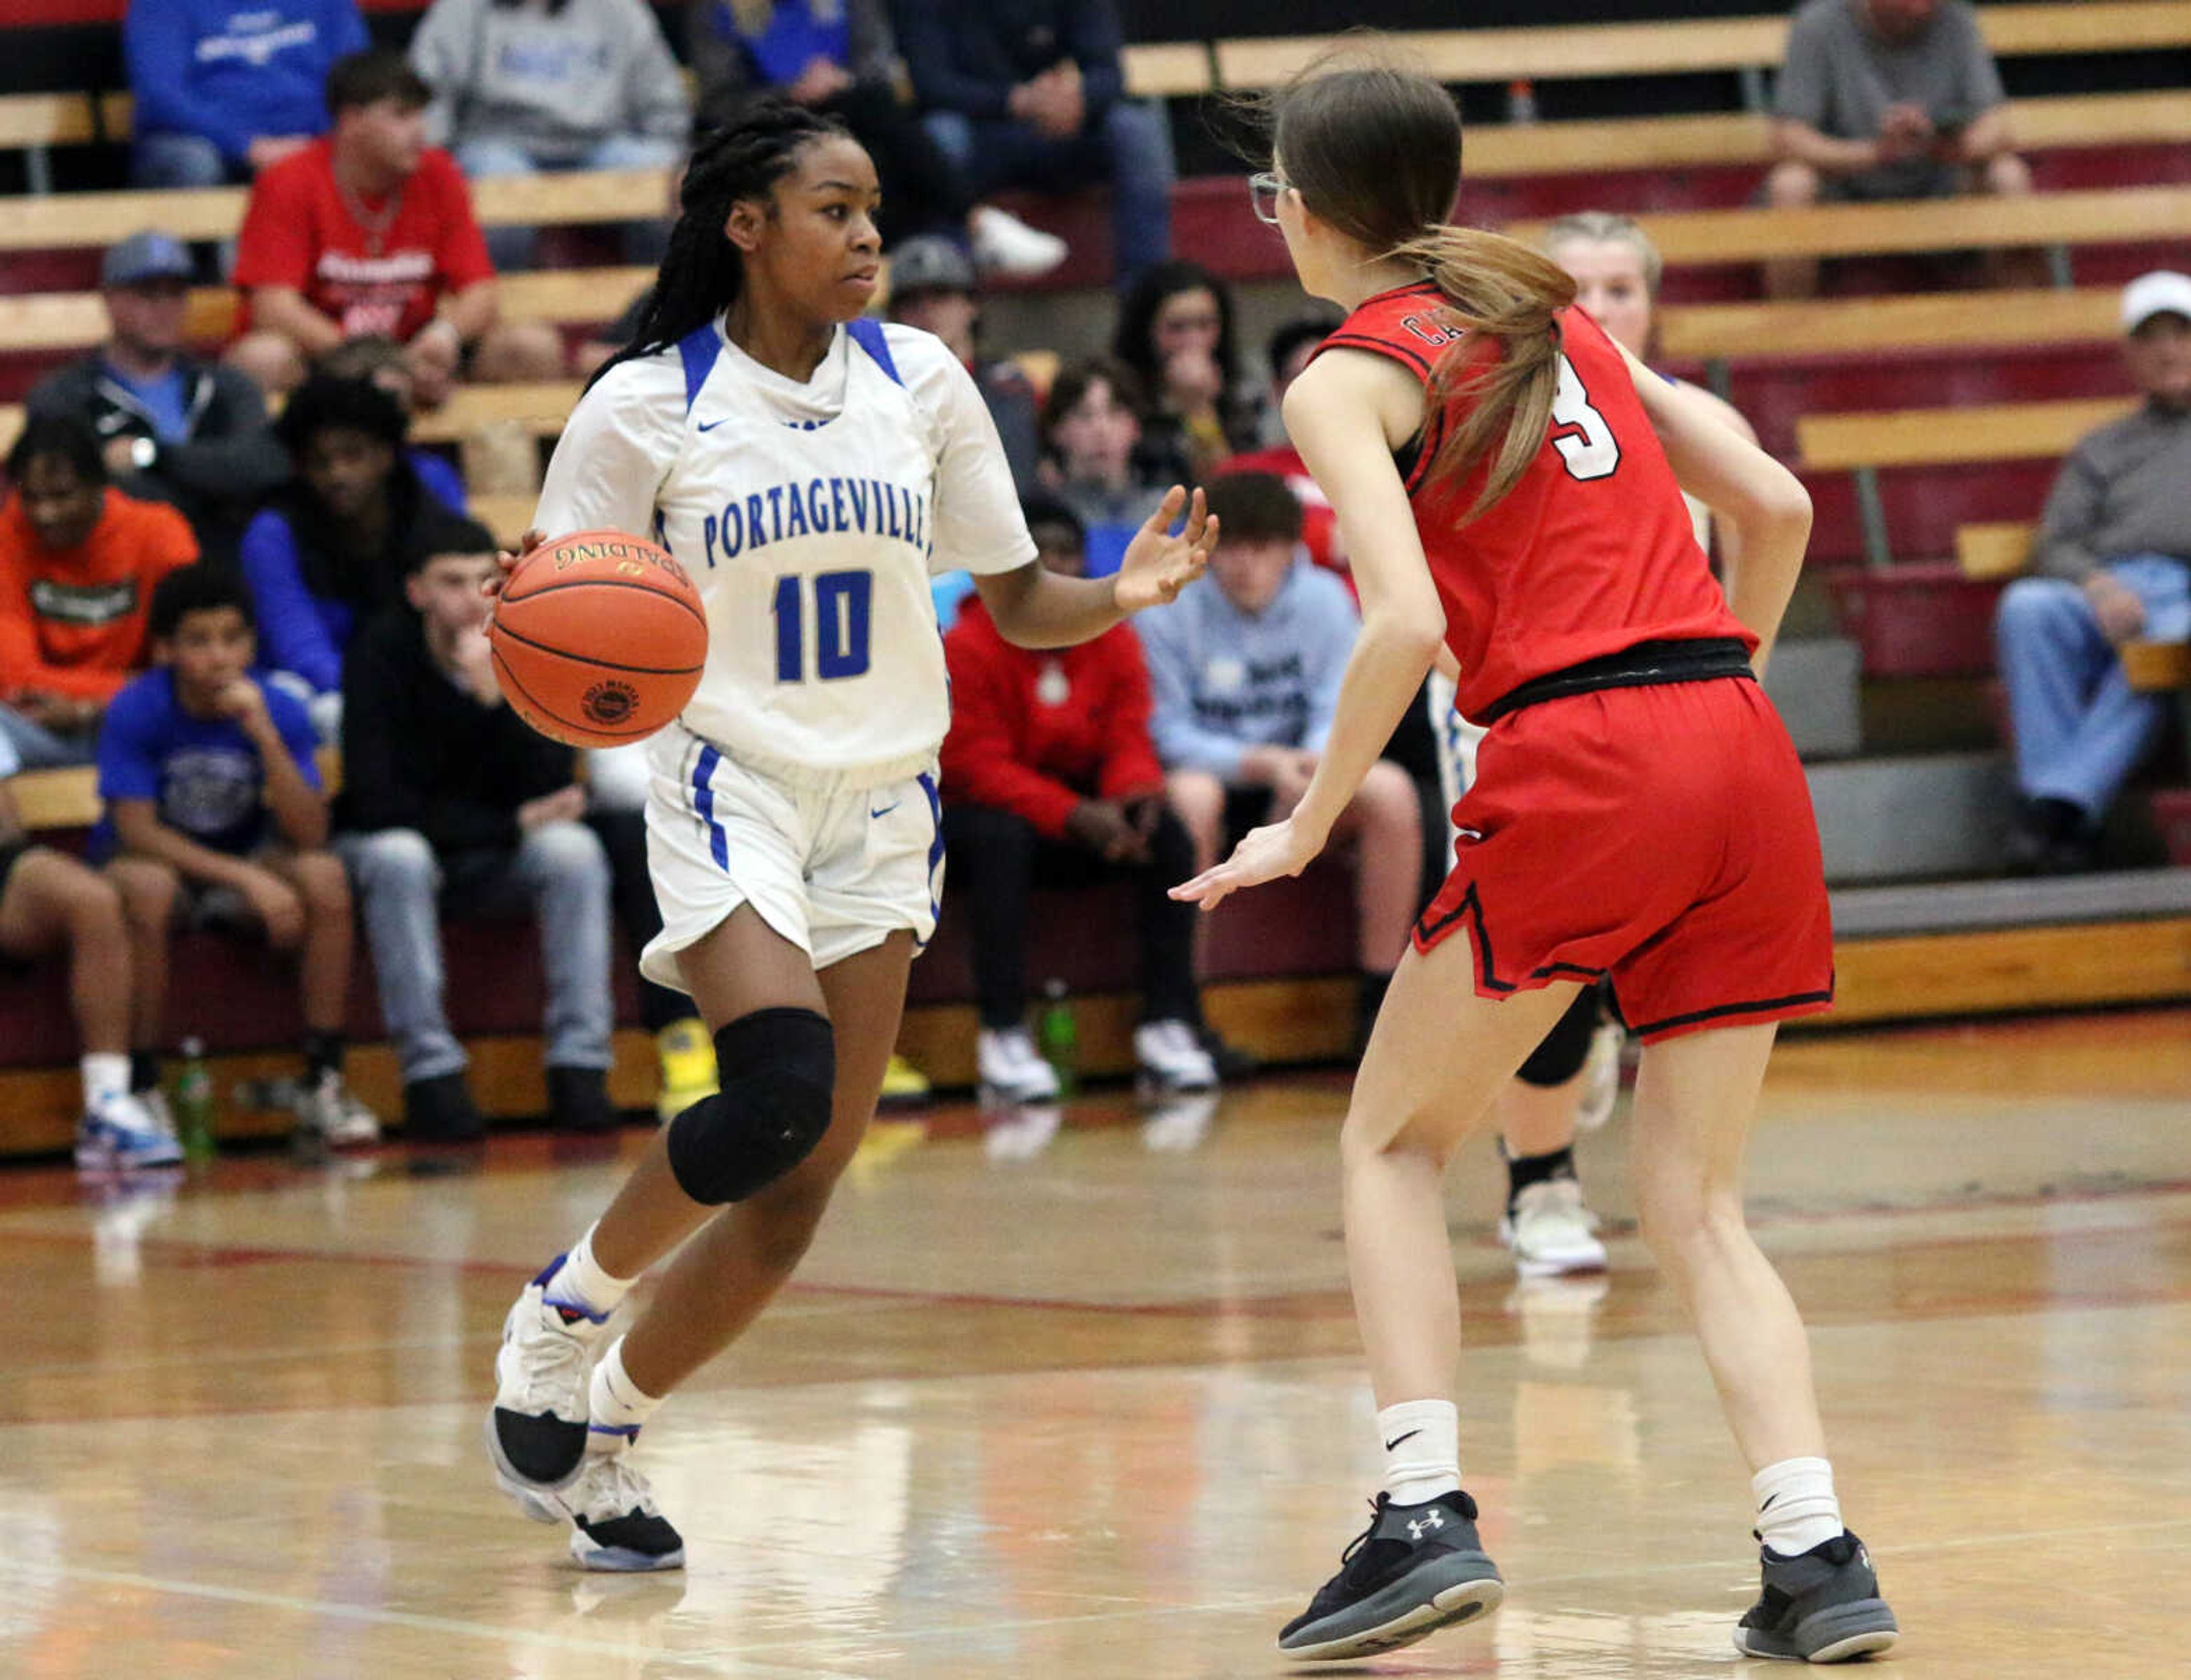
left=92, top=666, right=321, bottom=859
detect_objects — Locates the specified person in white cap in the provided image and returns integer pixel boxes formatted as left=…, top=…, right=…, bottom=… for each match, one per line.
left=1992, top=270, right=2191, bottom=871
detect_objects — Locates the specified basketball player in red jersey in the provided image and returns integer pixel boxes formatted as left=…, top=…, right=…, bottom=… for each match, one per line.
left=1175, top=65, right=1898, bottom=1665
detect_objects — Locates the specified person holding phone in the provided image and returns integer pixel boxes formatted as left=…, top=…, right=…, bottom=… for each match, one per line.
left=1764, top=0, right=2030, bottom=298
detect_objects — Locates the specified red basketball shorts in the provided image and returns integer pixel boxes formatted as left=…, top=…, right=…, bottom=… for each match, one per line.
left=1413, top=676, right=1834, bottom=1043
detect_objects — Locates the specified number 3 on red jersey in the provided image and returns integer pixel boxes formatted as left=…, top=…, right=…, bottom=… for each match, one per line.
left=1550, top=353, right=1621, bottom=482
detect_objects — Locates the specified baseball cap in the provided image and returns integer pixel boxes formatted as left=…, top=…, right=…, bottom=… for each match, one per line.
left=2120, top=270, right=2191, bottom=334
left=102, top=231, right=194, bottom=289
left=887, top=236, right=976, bottom=302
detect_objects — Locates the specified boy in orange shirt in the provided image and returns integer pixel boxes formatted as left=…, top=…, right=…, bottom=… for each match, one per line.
left=0, top=415, right=199, bottom=769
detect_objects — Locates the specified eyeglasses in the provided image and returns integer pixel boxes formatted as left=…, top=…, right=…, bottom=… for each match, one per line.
left=1248, top=171, right=1292, bottom=227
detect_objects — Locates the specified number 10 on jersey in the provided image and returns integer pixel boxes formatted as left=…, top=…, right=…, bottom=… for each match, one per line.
left=773, top=570, right=874, bottom=682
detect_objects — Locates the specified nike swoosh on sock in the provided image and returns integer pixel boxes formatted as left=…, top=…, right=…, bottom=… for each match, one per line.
left=1382, top=1428, right=1422, bottom=1451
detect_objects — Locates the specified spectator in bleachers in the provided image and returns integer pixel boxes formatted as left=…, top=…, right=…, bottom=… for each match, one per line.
left=94, top=566, right=380, bottom=1151
left=1766, top=0, right=2031, bottom=298
left=1994, top=270, right=2191, bottom=874
left=125, top=0, right=369, bottom=189
left=26, top=233, right=290, bottom=572
left=1135, top=472, right=1420, bottom=1049
left=0, top=418, right=199, bottom=770
left=239, top=375, right=485, bottom=738
left=315, top=335, right=474, bottom=511
left=889, top=0, right=1174, bottom=287
left=1112, top=260, right=1261, bottom=482
left=227, top=50, right=568, bottom=398
left=0, top=733, right=179, bottom=1173
left=1222, top=313, right=1346, bottom=576
left=1038, top=356, right=1174, bottom=579
left=338, top=531, right=618, bottom=1139
left=940, top=493, right=1214, bottom=1104
left=885, top=235, right=1042, bottom=492
left=689, top=2, right=1065, bottom=275
left=407, top=0, right=690, bottom=272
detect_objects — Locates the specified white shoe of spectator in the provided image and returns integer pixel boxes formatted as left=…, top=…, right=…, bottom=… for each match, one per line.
left=969, top=207, right=1068, bottom=277
left=1133, top=1019, right=1219, bottom=1096
left=1498, top=1179, right=1608, bottom=1278
left=977, top=1026, right=1061, bottom=1105
left=1575, top=1023, right=1625, bottom=1132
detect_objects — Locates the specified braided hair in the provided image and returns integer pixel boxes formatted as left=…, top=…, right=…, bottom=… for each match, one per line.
left=602, top=100, right=855, bottom=382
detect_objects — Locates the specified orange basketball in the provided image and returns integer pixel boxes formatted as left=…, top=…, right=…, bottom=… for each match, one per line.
left=488, top=529, right=708, bottom=748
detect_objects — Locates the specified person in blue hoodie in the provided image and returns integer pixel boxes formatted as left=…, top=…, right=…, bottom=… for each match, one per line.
left=126, top=0, right=371, bottom=189
left=1135, top=471, right=1422, bottom=1047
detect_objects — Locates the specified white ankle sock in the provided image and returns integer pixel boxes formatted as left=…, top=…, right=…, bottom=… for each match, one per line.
left=1753, top=1456, right=1842, bottom=1556
left=1377, top=1399, right=1461, bottom=1506
left=82, top=1053, right=132, bottom=1109
left=587, top=1336, right=663, bottom=1452
left=548, top=1224, right=636, bottom=1320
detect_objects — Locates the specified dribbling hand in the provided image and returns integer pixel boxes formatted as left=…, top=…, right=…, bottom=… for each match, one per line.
left=1170, top=815, right=1327, bottom=913
left=1114, top=486, right=1217, bottom=615
left=484, top=529, right=547, bottom=601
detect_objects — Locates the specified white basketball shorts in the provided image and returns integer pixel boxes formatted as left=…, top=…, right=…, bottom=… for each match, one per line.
left=641, top=725, right=943, bottom=990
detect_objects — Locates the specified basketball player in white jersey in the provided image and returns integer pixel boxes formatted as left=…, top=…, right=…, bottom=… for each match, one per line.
left=1424, top=212, right=1762, bottom=1279
left=482, top=100, right=1215, bottom=1571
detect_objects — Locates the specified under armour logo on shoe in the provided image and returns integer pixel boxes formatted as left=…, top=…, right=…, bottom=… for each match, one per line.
left=1406, top=1510, right=1446, bottom=1540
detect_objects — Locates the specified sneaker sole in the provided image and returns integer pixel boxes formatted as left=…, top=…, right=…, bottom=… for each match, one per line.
left=569, top=1530, right=685, bottom=1572
left=484, top=1409, right=586, bottom=1516
left=1512, top=1246, right=1609, bottom=1278
left=1279, top=1563, right=1504, bottom=1661
left=1733, top=1598, right=1900, bottom=1663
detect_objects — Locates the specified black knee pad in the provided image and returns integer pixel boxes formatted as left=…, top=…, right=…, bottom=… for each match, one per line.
left=1516, top=988, right=1599, bottom=1088
left=665, top=1007, right=835, bottom=1205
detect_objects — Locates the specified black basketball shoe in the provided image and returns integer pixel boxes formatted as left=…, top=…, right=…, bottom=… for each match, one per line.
left=1733, top=1529, right=1899, bottom=1663
left=1278, top=1491, right=1504, bottom=1661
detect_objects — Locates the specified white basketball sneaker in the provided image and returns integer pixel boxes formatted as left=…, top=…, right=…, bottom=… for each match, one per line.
left=977, top=1025, right=1061, bottom=1105
left=1498, top=1179, right=1608, bottom=1278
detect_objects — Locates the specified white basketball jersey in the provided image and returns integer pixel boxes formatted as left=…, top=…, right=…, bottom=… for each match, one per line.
left=535, top=317, right=1034, bottom=785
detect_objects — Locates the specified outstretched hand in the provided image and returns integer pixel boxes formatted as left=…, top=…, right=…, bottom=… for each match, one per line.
left=1113, top=486, right=1217, bottom=615
left=1169, top=814, right=1327, bottom=914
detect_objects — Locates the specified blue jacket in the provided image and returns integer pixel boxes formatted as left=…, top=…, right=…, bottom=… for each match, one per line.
left=1132, top=558, right=1359, bottom=780
left=126, top=0, right=370, bottom=167
left=238, top=459, right=470, bottom=698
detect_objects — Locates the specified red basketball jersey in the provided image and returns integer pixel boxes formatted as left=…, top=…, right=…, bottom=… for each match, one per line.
left=1313, top=282, right=1751, bottom=722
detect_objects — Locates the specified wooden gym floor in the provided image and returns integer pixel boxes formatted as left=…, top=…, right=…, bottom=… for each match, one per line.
left=5, top=1007, right=2190, bottom=1678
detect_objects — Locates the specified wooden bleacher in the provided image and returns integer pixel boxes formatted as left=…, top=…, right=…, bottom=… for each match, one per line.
left=1507, top=184, right=2191, bottom=272
left=1798, top=394, right=2135, bottom=567
left=1957, top=520, right=2039, bottom=579
left=0, top=167, right=672, bottom=252
left=1209, top=2, right=2191, bottom=92
left=1461, top=88, right=2191, bottom=179
left=0, top=265, right=652, bottom=357
left=1660, top=285, right=2123, bottom=365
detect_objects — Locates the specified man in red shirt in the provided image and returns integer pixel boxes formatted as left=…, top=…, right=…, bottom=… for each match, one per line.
left=940, top=494, right=1216, bottom=1105
left=227, top=50, right=565, bottom=400
left=0, top=417, right=200, bottom=769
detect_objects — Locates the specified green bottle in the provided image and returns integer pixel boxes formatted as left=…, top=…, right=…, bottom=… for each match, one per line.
left=172, top=1037, right=217, bottom=1164
left=1035, top=978, right=1077, bottom=1098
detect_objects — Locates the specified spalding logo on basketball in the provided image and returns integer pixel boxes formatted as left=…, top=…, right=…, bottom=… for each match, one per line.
left=488, top=528, right=708, bottom=748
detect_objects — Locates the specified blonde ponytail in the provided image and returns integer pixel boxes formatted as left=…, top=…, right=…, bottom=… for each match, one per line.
left=1391, top=225, right=1578, bottom=521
